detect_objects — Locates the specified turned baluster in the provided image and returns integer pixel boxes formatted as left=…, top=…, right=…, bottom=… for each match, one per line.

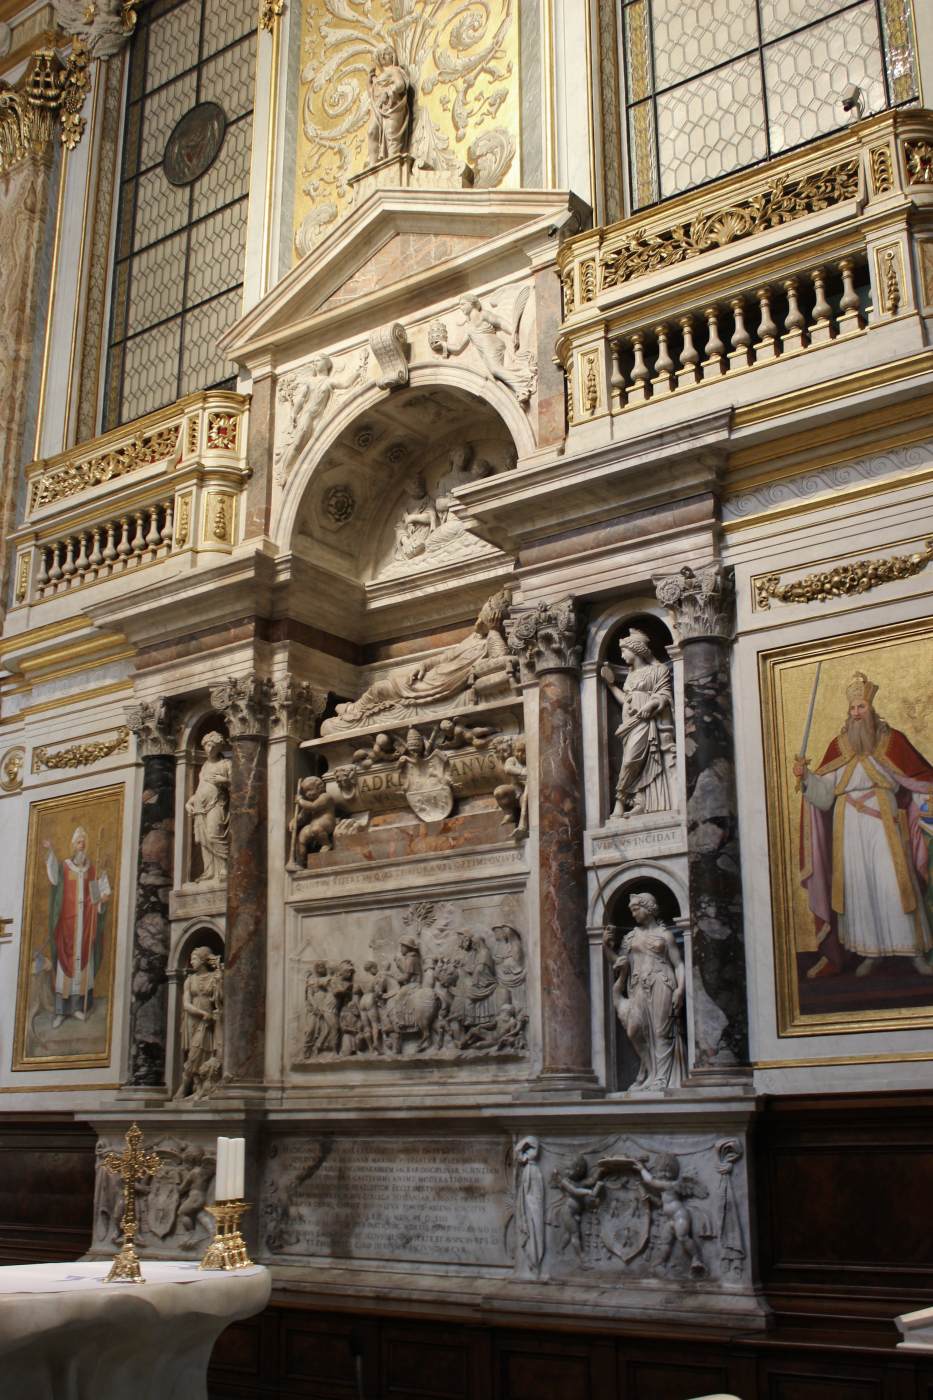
left=755, top=285, right=780, bottom=361
left=48, top=542, right=63, bottom=584
left=87, top=527, right=103, bottom=578
left=782, top=277, right=808, bottom=351
left=160, top=500, right=174, bottom=551
left=701, top=306, right=726, bottom=379
left=36, top=548, right=50, bottom=594
left=116, top=517, right=132, bottom=564
left=652, top=323, right=675, bottom=395
left=729, top=297, right=754, bottom=369
left=837, top=257, right=865, bottom=333
left=102, top=521, right=118, bottom=574
left=130, top=512, right=146, bottom=562
left=628, top=331, right=652, bottom=403
left=61, top=538, right=77, bottom=582
left=677, top=315, right=701, bottom=386
left=145, top=507, right=161, bottom=554
left=74, top=533, right=89, bottom=580
left=809, top=266, right=836, bottom=344
left=609, top=339, right=627, bottom=408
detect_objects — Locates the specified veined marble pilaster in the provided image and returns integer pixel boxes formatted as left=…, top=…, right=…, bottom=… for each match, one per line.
left=125, top=701, right=179, bottom=1086
left=210, top=674, right=272, bottom=1084
left=654, top=565, right=748, bottom=1073
left=509, top=601, right=593, bottom=1085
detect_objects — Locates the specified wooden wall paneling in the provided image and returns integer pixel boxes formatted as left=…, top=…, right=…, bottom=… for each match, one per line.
left=381, top=1321, right=493, bottom=1399
left=0, top=1115, right=96, bottom=1264
left=278, top=1309, right=380, bottom=1398
left=495, top=1328, right=615, bottom=1400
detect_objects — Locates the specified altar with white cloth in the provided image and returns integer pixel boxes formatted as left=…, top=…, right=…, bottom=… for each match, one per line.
left=0, top=1259, right=270, bottom=1400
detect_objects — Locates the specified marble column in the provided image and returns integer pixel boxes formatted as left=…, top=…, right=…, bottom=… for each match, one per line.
left=654, top=564, right=748, bottom=1073
left=125, top=701, right=179, bottom=1086
left=509, top=600, right=593, bottom=1085
left=210, top=674, right=273, bottom=1085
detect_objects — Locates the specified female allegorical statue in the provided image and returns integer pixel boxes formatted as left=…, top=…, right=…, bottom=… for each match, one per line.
left=600, top=628, right=675, bottom=819
left=186, top=731, right=231, bottom=884
left=606, top=892, right=686, bottom=1091
left=176, top=947, right=223, bottom=1100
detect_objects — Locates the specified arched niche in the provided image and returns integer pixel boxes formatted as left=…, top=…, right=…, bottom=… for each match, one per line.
left=283, top=380, right=521, bottom=601
left=602, top=876, right=685, bottom=1093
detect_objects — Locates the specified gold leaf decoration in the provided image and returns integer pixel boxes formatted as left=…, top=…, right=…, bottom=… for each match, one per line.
left=755, top=539, right=933, bottom=610
left=32, top=727, right=130, bottom=772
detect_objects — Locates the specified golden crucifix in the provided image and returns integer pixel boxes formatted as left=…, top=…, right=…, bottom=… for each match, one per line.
left=103, top=1122, right=163, bottom=1283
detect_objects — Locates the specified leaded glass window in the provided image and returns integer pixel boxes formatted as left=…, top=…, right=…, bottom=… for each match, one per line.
left=103, top=0, right=256, bottom=428
left=622, top=0, right=918, bottom=210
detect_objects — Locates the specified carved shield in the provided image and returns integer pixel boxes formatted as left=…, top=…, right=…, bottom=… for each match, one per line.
left=599, top=1182, right=651, bottom=1263
left=145, top=1175, right=180, bottom=1239
left=402, top=753, right=454, bottom=822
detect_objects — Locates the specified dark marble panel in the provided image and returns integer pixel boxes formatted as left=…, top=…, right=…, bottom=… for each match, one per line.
left=129, top=753, right=175, bottom=1085
left=225, top=736, right=268, bottom=1082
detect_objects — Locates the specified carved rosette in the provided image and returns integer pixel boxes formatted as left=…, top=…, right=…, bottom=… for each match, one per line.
left=269, top=677, right=327, bottom=741
left=125, top=699, right=179, bottom=757
left=508, top=599, right=582, bottom=676
left=654, top=564, right=735, bottom=643
left=209, top=673, right=274, bottom=739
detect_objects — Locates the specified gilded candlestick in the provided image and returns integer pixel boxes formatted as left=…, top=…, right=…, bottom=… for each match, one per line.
left=200, top=1199, right=253, bottom=1270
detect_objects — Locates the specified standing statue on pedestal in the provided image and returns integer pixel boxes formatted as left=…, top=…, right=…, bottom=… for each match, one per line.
left=175, top=947, right=223, bottom=1100
left=367, top=45, right=410, bottom=164
left=605, top=892, right=686, bottom=1091
left=186, top=732, right=230, bottom=885
left=600, top=629, right=675, bottom=819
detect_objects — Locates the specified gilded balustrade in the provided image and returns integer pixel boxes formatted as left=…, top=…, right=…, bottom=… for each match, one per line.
left=556, top=109, right=933, bottom=428
left=11, top=391, right=249, bottom=609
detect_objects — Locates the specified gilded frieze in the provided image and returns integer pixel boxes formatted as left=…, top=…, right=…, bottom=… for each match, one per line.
left=754, top=538, right=933, bottom=610
left=32, top=727, right=130, bottom=773
left=29, top=425, right=180, bottom=512
left=293, top=0, right=519, bottom=256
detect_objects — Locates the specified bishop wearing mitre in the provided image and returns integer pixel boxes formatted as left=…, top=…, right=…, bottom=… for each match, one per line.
left=794, top=672, right=933, bottom=979
left=43, top=827, right=109, bottom=1027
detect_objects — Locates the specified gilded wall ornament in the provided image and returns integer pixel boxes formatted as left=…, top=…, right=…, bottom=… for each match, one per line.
left=294, top=0, right=518, bottom=251
left=905, top=139, right=933, bottom=185
left=0, top=747, right=25, bottom=792
left=755, top=539, right=933, bottom=610
left=0, top=43, right=92, bottom=175
left=29, top=425, right=180, bottom=511
left=258, top=0, right=284, bottom=31
left=596, top=160, right=859, bottom=290
left=869, top=144, right=894, bottom=194
left=32, top=728, right=130, bottom=772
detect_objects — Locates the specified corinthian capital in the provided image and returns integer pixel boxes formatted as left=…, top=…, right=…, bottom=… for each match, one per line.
left=125, top=699, right=178, bottom=757
left=654, top=563, right=735, bottom=642
left=269, top=676, right=327, bottom=741
left=508, top=598, right=582, bottom=676
left=0, top=45, right=92, bottom=175
left=210, top=673, right=273, bottom=739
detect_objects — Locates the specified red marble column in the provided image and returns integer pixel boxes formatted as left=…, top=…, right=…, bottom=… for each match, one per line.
left=210, top=674, right=272, bottom=1085
left=510, top=600, right=593, bottom=1086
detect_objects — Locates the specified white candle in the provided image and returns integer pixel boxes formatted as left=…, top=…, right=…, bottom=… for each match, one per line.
left=215, top=1136, right=229, bottom=1200
left=232, top=1137, right=245, bottom=1200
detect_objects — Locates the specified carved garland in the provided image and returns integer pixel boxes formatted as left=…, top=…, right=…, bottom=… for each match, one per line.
left=755, top=538, right=933, bottom=610
left=32, top=726, right=129, bottom=772
left=593, top=159, right=860, bottom=293
left=0, top=43, right=91, bottom=176
left=30, top=425, right=181, bottom=511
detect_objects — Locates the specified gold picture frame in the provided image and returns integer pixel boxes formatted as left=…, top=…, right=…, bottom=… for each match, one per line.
left=12, top=784, right=124, bottom=1071
left=760, top=616, right=933, bottom=1036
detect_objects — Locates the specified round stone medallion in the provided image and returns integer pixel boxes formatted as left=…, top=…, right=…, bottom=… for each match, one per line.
left=163, top=102, right=227, bottom=187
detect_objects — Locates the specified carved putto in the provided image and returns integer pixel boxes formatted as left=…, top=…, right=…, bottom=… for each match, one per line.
left=319, top=588, right=516, bottom=735
left=94, top=1136, right=216, bottom=1253
left=186, top=732, right=230, bottom=885
left=429, top=289, right=536, bottom=405
left=175, top=946, right=224, bottom=1101
left=297, top=904, right=527, bottom=1062
left=604, top=893, right=686, bottom=1092
left=600, top=628, right=676, bottom=819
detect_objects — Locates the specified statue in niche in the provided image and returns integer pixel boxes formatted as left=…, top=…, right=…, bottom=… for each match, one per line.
left=366, top=45, right=411, bottom=164
left=600, top=628, right=676, bottom=819
left=513, top=1135, right=546, bottom=1277
left=175, top=947, right=224, bottom=1101
left=492, top=736, right=528, bottom=838
left=298, top=907, right=528, bottom=1061
left=429, top=291, right=537, bottom=405
left=319, top=587, right=516, bottom=735
left=186, top=732, right=230, bottom=885
left=604, top=892, right=686, bottom=1092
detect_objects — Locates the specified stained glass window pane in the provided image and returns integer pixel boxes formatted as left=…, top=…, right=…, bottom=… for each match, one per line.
left=652, top=0, right=759, bottom=89
left=103, top=0, right=256, bottom=429
left=657, top=57, right=767, bottom=199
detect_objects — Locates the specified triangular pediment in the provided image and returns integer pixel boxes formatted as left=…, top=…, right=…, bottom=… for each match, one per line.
left=220, top=187, right=582, bottom=370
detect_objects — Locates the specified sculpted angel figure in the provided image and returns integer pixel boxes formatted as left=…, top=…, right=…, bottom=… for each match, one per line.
left=274, top=353, right=367, bottom=484
left=600, top=628, right=676, bottom=818
left=54, top=0, right=134, bottom=59
left=366, top=45, right=411, bottom=164
left=605, top=892, right=686, bottom=1091
left=186, top=732, right=230, bottom=885
left=429, top=290, right=537, bottom=405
